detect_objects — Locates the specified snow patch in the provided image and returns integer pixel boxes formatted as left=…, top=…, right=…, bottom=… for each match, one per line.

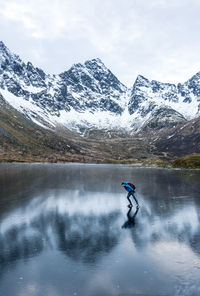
left=51, top=108, right=134, bottom=131
left=0, top=88, right=53, bottom=128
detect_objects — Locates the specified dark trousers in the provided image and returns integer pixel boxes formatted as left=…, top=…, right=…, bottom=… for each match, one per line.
left=127, top=191, right=139, bottom=206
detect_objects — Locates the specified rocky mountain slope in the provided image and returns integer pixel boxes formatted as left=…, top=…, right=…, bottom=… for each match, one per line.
left=0, top=41, right=128, bottom=132
left=0, top=41, right=200, bottom=134
left=0, top=93, right=155, bottom=163
left=0, top=94, right=86, bottom=162
left=0, top=40, right=200, bottom=162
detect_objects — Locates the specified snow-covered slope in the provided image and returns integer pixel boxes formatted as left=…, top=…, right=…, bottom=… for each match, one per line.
left=128, top=75, right=199, bottom=128
left=0, top=41, right=200, bottom=134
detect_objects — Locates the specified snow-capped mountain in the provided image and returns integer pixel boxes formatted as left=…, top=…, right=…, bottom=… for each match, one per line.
left=0, top=41, right=200, bottom=134
left=128, top=74, right=199, bottom=129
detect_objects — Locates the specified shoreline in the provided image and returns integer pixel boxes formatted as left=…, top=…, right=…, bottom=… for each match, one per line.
left=0, top=160, right=199, bottom=170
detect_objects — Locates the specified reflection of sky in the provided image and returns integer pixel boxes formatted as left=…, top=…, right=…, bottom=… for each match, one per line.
left=0, top=190, right=123, bottom=233
left=131, top=202, right=200, bottom=248
left=0, top=164, right=200, bottom=296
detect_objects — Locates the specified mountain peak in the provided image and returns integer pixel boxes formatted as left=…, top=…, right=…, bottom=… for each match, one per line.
left=65, top=58, right=105, bottom=74
left=132, top=74, right=150, bottom=89
left=86, top=58, right=104, bottom=64
left=84, top=58, right=105, bottom=68
left=0, top=40, right=21, bottom=65
left=0, top=41, right=11, bottom=57
left=187, top=71, right=200, bottom=82
left=0, top=41, right=7, bottom=51
left=136, top=74, right=149, bottom=83
left=0, top=40, right=199, bottom=136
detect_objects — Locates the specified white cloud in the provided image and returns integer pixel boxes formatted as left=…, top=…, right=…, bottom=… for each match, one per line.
left=0, top=0, right=200, bottom=86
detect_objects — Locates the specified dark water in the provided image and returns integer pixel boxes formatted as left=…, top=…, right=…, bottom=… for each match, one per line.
left=0, top=164, right=200, bottom=296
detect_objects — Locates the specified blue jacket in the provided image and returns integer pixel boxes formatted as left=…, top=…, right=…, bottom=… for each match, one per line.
left=123, top=182, right=135, bottom=192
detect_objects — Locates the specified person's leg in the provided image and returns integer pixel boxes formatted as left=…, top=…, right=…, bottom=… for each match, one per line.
left=131, top=191, right=139, bottom=206
left=127, top=192, right=133, bottom=206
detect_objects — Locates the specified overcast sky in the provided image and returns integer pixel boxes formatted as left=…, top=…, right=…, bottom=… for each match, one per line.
left=0, top=0, right=200, bottom=87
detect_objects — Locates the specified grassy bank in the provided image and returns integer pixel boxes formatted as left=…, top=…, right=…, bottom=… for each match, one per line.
left=172, top=153, right=200, bottom=169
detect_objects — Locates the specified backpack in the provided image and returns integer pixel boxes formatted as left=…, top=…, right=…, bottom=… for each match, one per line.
left=128, top=182, right=136, bottom=190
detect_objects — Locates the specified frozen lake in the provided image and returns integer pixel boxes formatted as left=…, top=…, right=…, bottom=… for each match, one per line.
left=0, top=164, right=200, bottom=296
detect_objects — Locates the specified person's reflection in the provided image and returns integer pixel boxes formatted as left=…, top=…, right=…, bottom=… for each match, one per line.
left=122, top=207, right=139, bottom=229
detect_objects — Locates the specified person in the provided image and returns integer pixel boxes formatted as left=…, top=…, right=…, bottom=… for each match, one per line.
left=121, top=182, right=139, bottom=208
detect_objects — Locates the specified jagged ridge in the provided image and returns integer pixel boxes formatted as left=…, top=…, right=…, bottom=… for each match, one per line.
left=0, top=41, right=200, bottom=134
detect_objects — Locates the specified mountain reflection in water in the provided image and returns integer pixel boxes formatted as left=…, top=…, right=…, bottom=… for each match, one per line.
left=0, top=194, right=120, bottom=271
left=0, top=164, right=200, bottom=296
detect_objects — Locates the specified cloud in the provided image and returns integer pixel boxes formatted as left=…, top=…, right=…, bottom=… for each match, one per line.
left=0, top=0, right=200, bottom=86
left=0, top=0, right=82, bottom=39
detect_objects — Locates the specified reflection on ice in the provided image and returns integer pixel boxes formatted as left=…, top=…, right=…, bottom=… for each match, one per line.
left=0, top=164, right=200, bottom=296
left=0, top=190, right=121, bottom=233
left=0, top=192, right=123, bottom=279
left=122, top=207, right=139, bottom=229
left=127, top=200, right=200, bottom=254
left=0, top=187, right=200, bottom=270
